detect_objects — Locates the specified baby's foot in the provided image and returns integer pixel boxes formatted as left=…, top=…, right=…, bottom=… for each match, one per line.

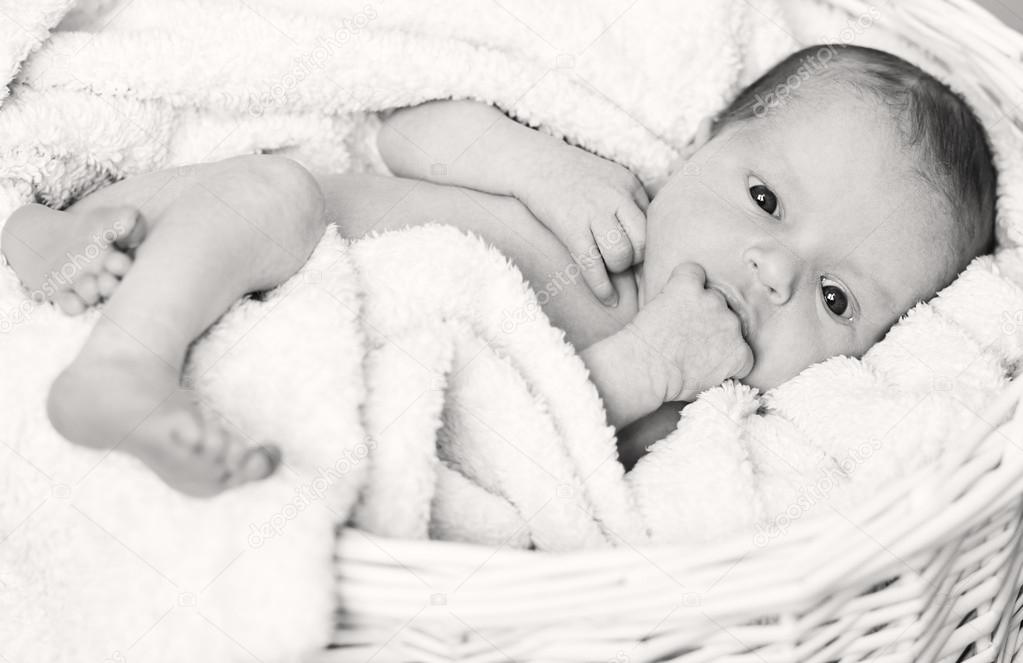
left=2, top=204, right=146, bottom=314
left=48, top=327, right=280, bottom=497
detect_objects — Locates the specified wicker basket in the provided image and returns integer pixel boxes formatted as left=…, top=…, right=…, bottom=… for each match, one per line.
left=328, top=1, right=1023, bottom=661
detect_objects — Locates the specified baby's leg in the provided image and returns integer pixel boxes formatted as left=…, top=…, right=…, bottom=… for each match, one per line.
left=3, top=156, right=325, bottom=496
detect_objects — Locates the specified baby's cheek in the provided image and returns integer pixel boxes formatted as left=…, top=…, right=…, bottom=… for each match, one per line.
left=739, top=356, right=774, bottom=392
left=743, top=331, right=815, bottom=391
left=742, top=355, right=798, bottom=392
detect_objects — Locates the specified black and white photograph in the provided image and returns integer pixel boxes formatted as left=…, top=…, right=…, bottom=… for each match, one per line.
left=2, top=0, right=1023, bottom=661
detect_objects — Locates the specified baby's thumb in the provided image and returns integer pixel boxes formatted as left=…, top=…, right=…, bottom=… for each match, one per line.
left=731, top=344, right=755, bottom=381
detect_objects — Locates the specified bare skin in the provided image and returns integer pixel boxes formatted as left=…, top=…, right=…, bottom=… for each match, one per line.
left=6, top=166, right=671, bottom=493
left=3, top=156, right=326, bottom=496
left=1, top=204, right=145, bottom=314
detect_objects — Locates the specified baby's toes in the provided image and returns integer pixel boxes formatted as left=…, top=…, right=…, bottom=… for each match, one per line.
left=81, top=206, right=144, bottom=250
left=103, top=251, right=132, bottom=277
left=171, top=415, right=230, bottom=496
left=54, top=291, right=86, bottom=315
left=237, top=445, right=281, bottom=484
left=107, top=207, right=147, bottom=251
left=96, top=271, right=119, bottom=299
left=218, top=432, right=280, bottom=487
left=71, top=273, right=100, bottom=306
left=166, top=406, right=204, bottom=453
left=197, top=417, right=230, bottom=461
left=211, top=419, right=277, bottom=486
left=199, top=416, right=249, bottom=483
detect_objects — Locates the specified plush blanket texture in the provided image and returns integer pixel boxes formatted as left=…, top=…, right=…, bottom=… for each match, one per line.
left=2, top=1, right=1023, bottom=661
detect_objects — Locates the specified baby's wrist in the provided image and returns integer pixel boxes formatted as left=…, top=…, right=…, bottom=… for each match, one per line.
left=619, top=324, right=683, bottom=408
left=581, top=330, right=665, bottom=428
left=504, top=130, right=569, bottom=202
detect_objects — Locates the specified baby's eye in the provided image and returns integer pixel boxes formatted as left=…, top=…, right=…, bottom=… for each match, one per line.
left=820, top=276, right=854, bottom=320
left=748, top=176, right=780, bottom=218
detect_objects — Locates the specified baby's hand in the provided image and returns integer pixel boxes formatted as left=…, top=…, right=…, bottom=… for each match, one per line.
left=514, top=142, right=648, bottom=306
left=629, top=263, right=753, bottom=403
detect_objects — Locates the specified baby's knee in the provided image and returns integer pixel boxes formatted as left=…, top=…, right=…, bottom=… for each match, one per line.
left=225, top=154, right=327, bottom=252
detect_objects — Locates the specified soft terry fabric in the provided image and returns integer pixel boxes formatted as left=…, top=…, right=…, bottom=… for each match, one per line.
left=0, top=0, right=792, bottom=211
left=3, top=1, right=1023, bottom=662
left=0, top=1, right=795, bottom=661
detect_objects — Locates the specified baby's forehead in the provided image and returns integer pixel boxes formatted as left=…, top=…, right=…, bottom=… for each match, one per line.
left=746, top=98, right=921, bottom=197
left=762, top=86, right=903, bottom=147
left=770, top=99, right=951, bottom=233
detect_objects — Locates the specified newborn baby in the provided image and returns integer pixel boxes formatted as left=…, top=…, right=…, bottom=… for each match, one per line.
left=1, top=45, right=996, bottom=495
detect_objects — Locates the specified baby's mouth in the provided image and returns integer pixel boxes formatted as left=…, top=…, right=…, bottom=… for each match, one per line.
left=710, top=282, right=751, bottom=340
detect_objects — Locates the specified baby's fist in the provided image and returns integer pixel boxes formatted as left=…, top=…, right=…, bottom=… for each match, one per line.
left=630, top=263, right=753, bottom=402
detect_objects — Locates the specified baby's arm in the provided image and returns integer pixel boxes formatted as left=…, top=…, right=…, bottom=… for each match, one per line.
left=378, top=100, right=546, bottom=201
left=582, top=329, right=672, bottom=430
left=581, top=264, right=754, bottom=429
left=378, top=100, right=648, bottom=306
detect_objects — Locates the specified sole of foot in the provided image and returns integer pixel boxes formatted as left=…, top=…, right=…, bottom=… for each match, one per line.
left=48, top=344, right=280, bottom=497
left=3, top=204, right=147, bottom=314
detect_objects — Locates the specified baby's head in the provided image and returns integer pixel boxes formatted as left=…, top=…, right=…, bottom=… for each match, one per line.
left=641, top=44, right=997, bottom=391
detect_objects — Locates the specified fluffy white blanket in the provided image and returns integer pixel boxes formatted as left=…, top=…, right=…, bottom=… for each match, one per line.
left=2, top=1, right=1023, bottom=662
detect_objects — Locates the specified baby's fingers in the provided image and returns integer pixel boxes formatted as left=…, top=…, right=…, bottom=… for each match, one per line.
left=615, top=202, right=646, bottom=265
left=571, top=238, right=617, bottom=306
left=715, top=302, right=754, bottom=381
left=730, top=343, right=755, bottom=381
left=593, top=219, right=634, bottom=274
left=633, top=183, right=650, bottom=212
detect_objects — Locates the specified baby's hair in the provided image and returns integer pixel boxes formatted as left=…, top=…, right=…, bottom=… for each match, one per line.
left=712, top=44, right=997, bottom=274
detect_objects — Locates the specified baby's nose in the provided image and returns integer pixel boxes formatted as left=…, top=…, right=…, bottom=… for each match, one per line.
left=744, top=245, right=799, bottom=305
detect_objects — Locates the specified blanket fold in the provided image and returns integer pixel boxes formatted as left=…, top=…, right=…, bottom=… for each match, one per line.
left=3, top=1, right=1023, bottom=662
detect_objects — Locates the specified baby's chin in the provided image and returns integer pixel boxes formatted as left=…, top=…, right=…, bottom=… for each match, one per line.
left=740, top=357, right=810, bottom=394
left=736, top=371, right=767, bottom=393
